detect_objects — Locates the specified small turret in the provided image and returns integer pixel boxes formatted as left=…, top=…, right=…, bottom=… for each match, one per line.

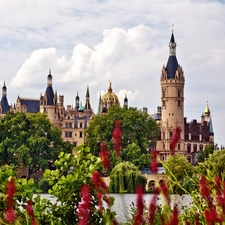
left=0, top=82, right=9, bottom=114
left=84, top=85, right=91, bottom=110
left=123, top=93, right=128, bottom=109
left=75, top=92, right=79, bottom=111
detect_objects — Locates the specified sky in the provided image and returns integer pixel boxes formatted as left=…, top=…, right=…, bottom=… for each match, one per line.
left=0, top=0, right=224, bottom=147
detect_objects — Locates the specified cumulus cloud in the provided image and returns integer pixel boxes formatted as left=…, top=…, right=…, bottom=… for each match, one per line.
left=1, top=0, right=225, bottom=146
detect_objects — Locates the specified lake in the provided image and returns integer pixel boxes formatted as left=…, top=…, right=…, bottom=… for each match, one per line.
left=40, top=193, right=193, bottom=223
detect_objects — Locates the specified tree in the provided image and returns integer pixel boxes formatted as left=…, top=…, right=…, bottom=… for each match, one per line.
left=197, top=143, right=218, bottom=163
left=122, top=143, right=151, bottom=169
left=85, top=105, right=159, bottom=169
left=163, top=154, right=196, bottom=194
left=109, top=161, right=147, bottom=193
left=44, top=146, right=116, bottom=224
left=197, top=149, right=225, bottom=180
left=0, top=112, right=73, bottom=180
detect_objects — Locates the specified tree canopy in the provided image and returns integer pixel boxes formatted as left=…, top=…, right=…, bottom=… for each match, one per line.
left=163, top=154, right=196, bottom=194
left=109, top=161, right=146, bottom=193
left=85, top=105, right=159, bottom=169
left=197, top=143, right=218, bottom=163
left=197, top=149, right=225, bottom=180
left=0, top=112, right=73, bottom=180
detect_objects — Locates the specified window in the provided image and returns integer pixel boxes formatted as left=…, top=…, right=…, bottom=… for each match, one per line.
left=187, top=144, right=191, bottom=153
left=73, top=142, right=77, bottom=147
left=178, top=101, right=180, bottom=106
left=44, top=107, right=46, bottom=112
left=65, top=132, right=72, bottom=137
left=79, top=132, right=83, bottom=138
left=170, top=132, right=173, bottom=139
left=65, top=123, right=72, bottom=128
left=80, top=122, right=83, bottom=128
left=178, top=144, right=180, bottom=150
left=178, top=91, right=181, bottom=97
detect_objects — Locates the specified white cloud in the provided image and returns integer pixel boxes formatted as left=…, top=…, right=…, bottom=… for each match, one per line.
left=0, top=0, right=224, bottom=146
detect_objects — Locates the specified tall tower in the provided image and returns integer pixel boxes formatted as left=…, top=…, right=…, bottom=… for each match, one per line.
left=157, top=31, right=185, bottom=160
left=0, top=82, right=10, bottom=114
left=40, top=69, right=59, bottom=124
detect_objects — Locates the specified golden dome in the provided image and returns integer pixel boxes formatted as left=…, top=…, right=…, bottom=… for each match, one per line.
left=204, top=101, right=210, bottom=117
left=101, top=81, right=119, bottom=105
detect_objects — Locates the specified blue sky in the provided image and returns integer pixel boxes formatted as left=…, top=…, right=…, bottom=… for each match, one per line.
left=0, top=0, right=224, bottom=147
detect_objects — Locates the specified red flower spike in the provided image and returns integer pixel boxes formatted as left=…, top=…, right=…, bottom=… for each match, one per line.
left=78, top=185, right=91, bottom=225
left=26, top=200, right=34, bottom=217
left=150, top=149, right=158, bottom=174
left=204, top=208, right=218, bottom=225
left=195, top=213, right=200, bottom=225
left=199, top=176, right=212, bottom=204
left=99, top=142, right=110, bottom=169
left=148, top=187, right=159, bottom=225
left=5, top=207, right=16, bottom=223
left=6, top=179, right=16, bottom=198
left=26, top=200, right=38, bottom=225
left=92, top=171, right=108, bottom=193
left=214, top=176, right=221, bottom=195
left=168, top=205, right=179, bottom=225
left=160, top=181, right=170, bottom=204
left=133, top=185, right=144, bottom=225
left=170, top=127, right=181, bottom=155
left=112, top=120, right=122, bottom=157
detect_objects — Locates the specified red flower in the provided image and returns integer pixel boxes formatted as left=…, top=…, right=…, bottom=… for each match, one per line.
left=150, top=149, right=158, bottom=174
left=112, top=120, right=122, bottom=157
left=199, top=176, right=212, bottom=204
left=99, top=142, right=110, bottom=169
left=148, top=187, right=159, bottom=225
left=170, top=127, right=181, bottom=155
left=78, top=185, right=91, bottom=225
left=204, top=208, right=218, bottom=225
left=26, top=200, right=34, bottom=217
left=133, top=185, right=144, bottom=225
left=92, top=171, right=108, bottom=193
left=195, top=213, right=200, bottom=225
left=26, top=200, right=38, bottom=225
left=5, top=207, right=16, bottom=223
left=168, top=205, right=179, bottom=225
left=6, top=179, right=16, bottom=198
left=160, top=181, right=170, bottom=204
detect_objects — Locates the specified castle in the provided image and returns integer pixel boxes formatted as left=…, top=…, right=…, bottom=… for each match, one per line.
left=0, top=31, right=214, bottom=165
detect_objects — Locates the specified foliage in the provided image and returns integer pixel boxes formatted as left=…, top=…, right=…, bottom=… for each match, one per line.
left=44, top=145, right=116, bottom=224
left=197, top=149, right=225, bottom=180
left=85, top=105, right=159, bottom=169
left=109, top=162, right=147, bottom=193
left=122, top=143, right=151, bottom=169
left=163, top=154, right=196, bottom=194
left=0, top=111, right=73, bottom=180
left=0, top=165, right=45, bottom=224
left=197, top=143, right=218, bottom=163
left=38, top=178, right=51, bottom=193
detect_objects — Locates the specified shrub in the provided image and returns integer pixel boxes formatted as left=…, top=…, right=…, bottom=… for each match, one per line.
left=38, top=178, right=51, bottom=193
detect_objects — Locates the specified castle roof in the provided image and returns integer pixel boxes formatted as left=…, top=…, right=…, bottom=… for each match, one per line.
left=166, top=32, right=179, bottom=79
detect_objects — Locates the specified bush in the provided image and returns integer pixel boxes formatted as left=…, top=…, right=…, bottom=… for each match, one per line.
left=38, top=178, right=51, bottom=193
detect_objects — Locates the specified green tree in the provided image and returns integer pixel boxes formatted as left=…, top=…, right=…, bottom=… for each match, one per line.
left=109, top=162, right=147, bottom=193
left=85, top=105, right=158, bottom=169
left=163, top=154, right=196, bottom=194
left=197, top=143, right=218, bottom=163
left=122, top=143, right=150, bottom=169
left=0, top=112, right=73, bottom=180
left=44, top=146, right=116, bottom=224
left=197, top=149, right=225, bottom=180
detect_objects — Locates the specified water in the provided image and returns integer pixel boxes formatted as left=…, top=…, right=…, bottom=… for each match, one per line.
left=39, top=193, right=192, bottom=223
